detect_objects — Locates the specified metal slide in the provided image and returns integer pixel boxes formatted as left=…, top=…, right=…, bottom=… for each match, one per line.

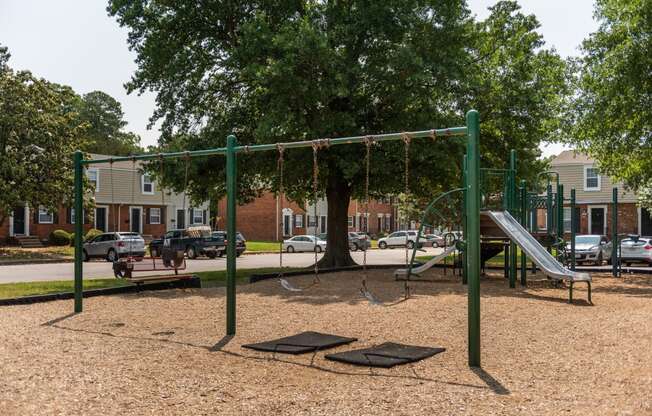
left=484, top=210, right=591, bottom=303
left=485, top=211, right=590, bottom=282
left=394, top=245, right=457, bottom=277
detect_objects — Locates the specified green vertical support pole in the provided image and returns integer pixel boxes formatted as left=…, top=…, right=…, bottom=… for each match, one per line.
left=226, top=135, right=237, bottom=335
left=462, top=154, right=468, bottom=285
left=570, top=188, right=576, bottom=271
left=520, top=180, right=527, bottom=285
left=612, top=187, right=618, bottom=278
left=509, top=150, right=517, bottom=288
left=73, top=150, right=84, bottom=313
left=558, top=184, right=564, bottom=261
left=466, top=110, right=481, bottom=367
left=546, top=184, right=553, bottom=253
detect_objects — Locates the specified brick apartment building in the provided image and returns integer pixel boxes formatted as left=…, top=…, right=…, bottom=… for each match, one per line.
left=215, top=193, right=398, bottom=241
left=1, top=154, right=210, bottom=244
left=550, top=150, right=652, bottom=237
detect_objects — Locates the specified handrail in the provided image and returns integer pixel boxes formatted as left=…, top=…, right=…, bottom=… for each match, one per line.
left=405, top=187, right=466, bottom=279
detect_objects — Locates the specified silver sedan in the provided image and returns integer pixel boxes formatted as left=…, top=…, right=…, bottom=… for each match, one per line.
left=282, top=235, right=327, bottom=253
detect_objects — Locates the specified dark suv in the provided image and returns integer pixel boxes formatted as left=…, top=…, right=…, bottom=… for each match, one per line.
left=212, top=231, right=247, bottom=257
left=149, top=226, right=223, bottom=259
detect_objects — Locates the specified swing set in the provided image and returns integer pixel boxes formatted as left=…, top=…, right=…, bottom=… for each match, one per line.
left=71, top=110, right=483, bottom=367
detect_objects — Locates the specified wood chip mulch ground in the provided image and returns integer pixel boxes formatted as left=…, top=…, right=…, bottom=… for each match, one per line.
left=1, top=268, right=651, bottom=415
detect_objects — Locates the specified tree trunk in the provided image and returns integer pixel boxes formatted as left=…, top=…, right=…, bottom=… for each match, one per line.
left=317, top=172, right=356, bottom=268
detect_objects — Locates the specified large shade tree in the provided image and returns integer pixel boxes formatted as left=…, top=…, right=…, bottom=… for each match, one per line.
left=567, top=0, right=652, bottom=206
left=108, top=0, right=568, bottom=266
left=0, top=45, right=88, bottom=226
left=78, top=90, right=143, bottom=156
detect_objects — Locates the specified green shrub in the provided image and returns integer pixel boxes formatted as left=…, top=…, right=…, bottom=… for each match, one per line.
left=85, top=228, right=103, bottom=241
left=49, top=230, right=71, bottom=246
left=68, top=233, right=75, bottom=246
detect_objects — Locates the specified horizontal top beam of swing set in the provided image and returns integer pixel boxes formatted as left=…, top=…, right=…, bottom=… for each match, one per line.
left=81, top=126, right=468, bottom=166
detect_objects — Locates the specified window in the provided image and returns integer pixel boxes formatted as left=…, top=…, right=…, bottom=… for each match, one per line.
left=70, top=208, right=76, bottom=224
left=38, top=206, right=53, bottom=224
left=295, top=214, right=303, bottom=228
left=87, top=168, right=99, bottom=191
left=308, top=215, right=317, bottom=227
left=584, top=166, right=601, bottom=191
left=150, top=208, right=161, bottom=224
left=192, top=208, right=204, bottom=224
left=348, top=216, right=354, bottom=227
left=142, top=174, right=154, bottom=194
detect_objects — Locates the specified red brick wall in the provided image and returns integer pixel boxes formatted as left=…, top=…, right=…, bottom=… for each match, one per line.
left=347, top=199, right=395, bottom=236
left=216, top=193, right=307, bottom=241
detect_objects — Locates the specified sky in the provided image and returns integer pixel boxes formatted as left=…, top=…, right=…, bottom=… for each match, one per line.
left=0, top=0, right=598, bottom=157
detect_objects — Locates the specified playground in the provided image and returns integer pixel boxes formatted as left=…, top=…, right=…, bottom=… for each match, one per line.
left=2, top=268, right=652, bottom=415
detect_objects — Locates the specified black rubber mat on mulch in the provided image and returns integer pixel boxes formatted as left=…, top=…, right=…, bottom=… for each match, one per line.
left=242, top=331, right=358, bottom=354
left=325, top=342, right=445, bottom=368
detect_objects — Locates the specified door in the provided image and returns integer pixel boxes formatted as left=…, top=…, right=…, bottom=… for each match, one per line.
left=589, top=207, right=605, bottom=235
left=642, top=208, right=652, bottom=235
left=177, top=209, right=185, bottom=229
left=283, top=215, right=291, bottom=236
left=95, top=207, right=107, bottom=232
left=130, top=208, right=141, bottom=233
left=388, top=231, right=405, bottom=246
left=13, top=206, right=25, bottom=235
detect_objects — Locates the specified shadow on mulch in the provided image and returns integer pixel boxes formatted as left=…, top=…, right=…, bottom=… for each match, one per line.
left=41, top=315, right=495, bottom=393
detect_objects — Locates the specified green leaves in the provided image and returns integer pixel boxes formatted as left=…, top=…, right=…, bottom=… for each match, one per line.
left=568, top=0, right=652, bottom=195
left=0, top=49, right=88, bottom=222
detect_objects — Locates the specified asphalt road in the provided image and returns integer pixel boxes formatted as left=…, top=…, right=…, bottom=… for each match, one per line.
left=0, top=247, right=445, bottom=284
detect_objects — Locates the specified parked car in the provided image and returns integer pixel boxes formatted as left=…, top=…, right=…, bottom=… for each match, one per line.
left=211, top=231, right=247, bottom=257
left=377, top=230, right=424, bottom=249
left=149, top=226, right=223, bottom=259
left=283, top=235, right=327, bottom=253
left=83, top=232, right=145, bottom=262
left=571, top=234, right=612, bottom=265
left=424, top=233, right=445, bottom=248
left=619, top=236, right=652, bottom=266
left=317, top=232, right=370, bottom=251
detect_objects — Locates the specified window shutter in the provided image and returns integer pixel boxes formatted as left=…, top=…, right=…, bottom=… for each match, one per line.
left=34, top=209, right=39, bottom=224
left=160, top=207, right=166, bottom=225
left=145, top=208, right=150, bottom=225
left=67, top=208, right=72, bottom=224
left=188, top=208, right=192, bottom=224
left=203, top=210, right=207, bottom=225
left=293, top=215, right=296, bottom=228
left=53, top=210, right=59, bottom=225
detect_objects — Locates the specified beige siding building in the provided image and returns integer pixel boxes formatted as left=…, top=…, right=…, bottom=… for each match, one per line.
left=551, top=150, right=652, bottom=236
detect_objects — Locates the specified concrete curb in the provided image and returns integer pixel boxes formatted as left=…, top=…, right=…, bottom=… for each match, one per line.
left=0, top=258, right=73, bottom=267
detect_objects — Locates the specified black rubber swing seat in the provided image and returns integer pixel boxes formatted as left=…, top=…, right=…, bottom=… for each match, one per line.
left=242, top=331, right=358, bottom=354
left=325, top=342, right=445, bottom=368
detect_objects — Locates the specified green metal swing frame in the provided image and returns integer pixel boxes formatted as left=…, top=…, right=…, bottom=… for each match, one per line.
left=72, top=110, right=483, bottom=367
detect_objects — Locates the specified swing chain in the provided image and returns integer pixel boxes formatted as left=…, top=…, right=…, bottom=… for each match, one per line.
left=312, top=142, right=320, bottom=283
left=361, top=136, right=373, bottom=290
left=277, top=144, right=285, bottom=275
left=402, top=133, right=411, bottom=299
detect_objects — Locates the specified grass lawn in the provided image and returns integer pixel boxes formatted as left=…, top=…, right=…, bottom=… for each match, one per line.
left=245, top=241, right=281, bottom=253
left=416, top=247, right=559, bottom=267
left=0, top=246, right=74, bottom=262
left=0, top=267, right=300, bottom=299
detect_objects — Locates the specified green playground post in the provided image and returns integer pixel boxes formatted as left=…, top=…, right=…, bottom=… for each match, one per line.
left=462, top=154, right=468, bottom=285
left=570, top=188, right=576, bottom=271
left=226, top=135, right=237, bottom=335
left=466, top=110, right=481, bottom=367
left=546, top=184, right=553, bottom=253
left=558, top=184, right=564, bottom=261
left=508, top=150, right=517, bottom=288
left=520, top=180, right=527, bottom=285
left=73, top=150, right=84, bottom=313
left=612, top=187, right=618, bottom=278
